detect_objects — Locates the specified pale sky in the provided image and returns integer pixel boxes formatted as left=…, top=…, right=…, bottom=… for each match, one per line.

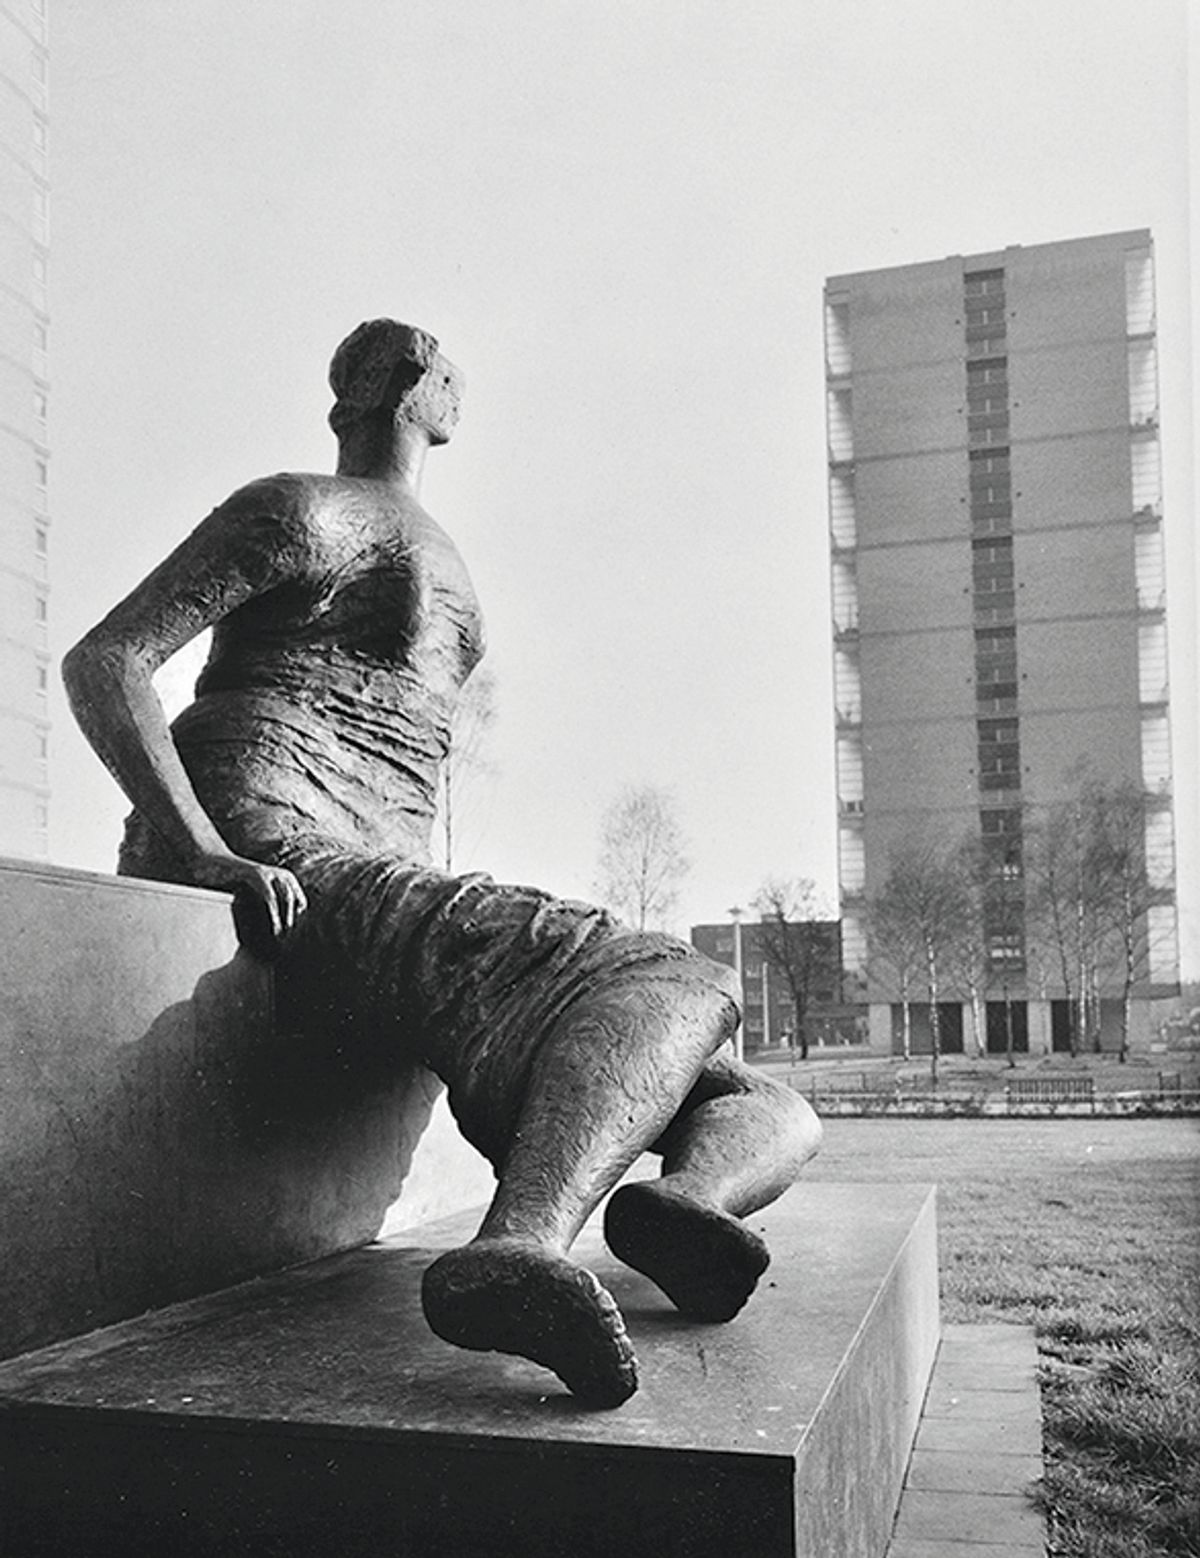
left=45, top=0, right=1199, bottom=972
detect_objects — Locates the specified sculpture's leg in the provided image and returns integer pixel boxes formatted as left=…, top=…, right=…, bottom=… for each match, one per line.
left=604, top=1051, right=822, bottom=1321
left=421, top=977, right=735, bottom=1407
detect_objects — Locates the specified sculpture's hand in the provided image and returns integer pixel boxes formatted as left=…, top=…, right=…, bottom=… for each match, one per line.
left=190, top=851, right=308, bottom=957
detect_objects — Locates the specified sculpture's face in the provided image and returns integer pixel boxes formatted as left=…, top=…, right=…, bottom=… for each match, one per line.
left=404, top=354, right=464, bottom=446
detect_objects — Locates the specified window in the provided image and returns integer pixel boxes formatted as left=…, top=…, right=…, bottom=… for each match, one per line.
left=35, top=595, right=46, bottom=621
left=33, top=389, right=47, bottom=423
left=36, top=664, right=47, bottom=690
left=966, top=387, right=1008, bottom=413
left=967, top=358, right=1007, bottom=386
left=964, top=269, right=1004, bottom=295
left=968, top=420, right=1010, bottom=446
left=969, top=448, right=1010, bottom=472
left=978, top=717, right=1018, bottom=744
left=37, top=731, right=48, bottom=759
left=35, top=456, right=47, bottom=489
left=973, top=536, right=1014, bottom=565
left=34, top=319, right=47, bottom=352
left=35, top=525, right=47, bottom=553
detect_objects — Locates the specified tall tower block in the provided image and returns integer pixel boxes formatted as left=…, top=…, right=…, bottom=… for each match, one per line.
left=825, top=231, right=1179, bottom=1056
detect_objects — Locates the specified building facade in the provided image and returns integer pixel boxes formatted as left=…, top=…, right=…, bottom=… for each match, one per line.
left=825, top=231, right=1179, bottom=1056
left=0, top=0, right=49, bottom=858
left=690, top=917, right=852, bottom=1055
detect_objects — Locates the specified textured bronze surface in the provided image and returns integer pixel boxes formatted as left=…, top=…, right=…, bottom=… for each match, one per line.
left=63, top=322, right=822, bottom=1401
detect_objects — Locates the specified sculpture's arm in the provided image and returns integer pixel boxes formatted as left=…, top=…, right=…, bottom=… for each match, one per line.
left=62, top=489, right=309, bottom=942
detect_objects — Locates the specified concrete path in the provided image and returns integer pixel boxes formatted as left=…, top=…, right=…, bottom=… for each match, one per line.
left=887, top=1323, right=1046, bottom=1557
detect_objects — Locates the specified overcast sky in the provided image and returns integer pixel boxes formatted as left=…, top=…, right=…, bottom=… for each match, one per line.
left=45, top=0, right=1199, bottom=971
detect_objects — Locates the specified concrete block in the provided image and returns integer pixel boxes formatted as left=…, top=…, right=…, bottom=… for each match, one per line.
left=0, top=1183, right=939, bottom=1557
left=0, top=858, right=492, bottom=1359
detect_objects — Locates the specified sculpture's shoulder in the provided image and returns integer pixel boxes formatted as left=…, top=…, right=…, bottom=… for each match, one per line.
left=212, top=472, right=351, bottom=578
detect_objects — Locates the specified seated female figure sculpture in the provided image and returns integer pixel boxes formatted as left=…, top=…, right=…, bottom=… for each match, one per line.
left=63, top=321, right=822, bottom=1408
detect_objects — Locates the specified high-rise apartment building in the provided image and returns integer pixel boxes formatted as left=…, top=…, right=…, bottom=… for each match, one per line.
left=825, top=231, right=1179, bottom=1056
left=0, top=0, right=50, bottom=857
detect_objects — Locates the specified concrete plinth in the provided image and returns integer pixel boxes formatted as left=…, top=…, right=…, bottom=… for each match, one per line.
left=0, top=857, right=492, bottom=1361
left=0, top=1183, right=938, bottom=1557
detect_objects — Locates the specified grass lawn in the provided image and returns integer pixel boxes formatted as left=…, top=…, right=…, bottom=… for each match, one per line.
left=802, top=1117, right=1200, bottom=1558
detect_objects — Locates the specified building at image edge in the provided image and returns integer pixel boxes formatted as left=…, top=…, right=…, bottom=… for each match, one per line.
left=825, top=230, right=1180, bottom=1057
left=0, top=0, right=51, bottom=858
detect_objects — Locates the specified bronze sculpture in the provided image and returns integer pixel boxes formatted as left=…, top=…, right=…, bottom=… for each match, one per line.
left=64, top=322, right=821, bottom=1407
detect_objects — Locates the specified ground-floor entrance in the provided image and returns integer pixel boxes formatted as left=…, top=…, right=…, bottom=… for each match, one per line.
left=986, top=999, right=1028, bottom=1055
left=889, top=1002, right=964, bottom=1056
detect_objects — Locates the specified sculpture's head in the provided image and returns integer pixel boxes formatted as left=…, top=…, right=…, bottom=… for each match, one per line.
left=328, top=320, right=463, bottom=446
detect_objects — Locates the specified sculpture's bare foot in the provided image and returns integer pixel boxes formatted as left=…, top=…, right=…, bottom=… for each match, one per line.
left=421, top=1239, right=638, bottom=1408
left=604, top=1180, right=770, bottom=1322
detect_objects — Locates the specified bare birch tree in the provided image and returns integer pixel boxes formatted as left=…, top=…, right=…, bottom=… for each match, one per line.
left=594, top=785, right=690, bottom=931
left=752, top=877, right=838, bottom=1062
left=1026, top=780, right=1132, bottom=1056
left=1087, top=781, right=1159, bottom=1062
left=868, top=841, right=969, bottom=1082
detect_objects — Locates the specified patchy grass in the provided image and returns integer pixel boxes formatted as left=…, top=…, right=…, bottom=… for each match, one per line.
left=803, top=1118, right=1200, bottom=1558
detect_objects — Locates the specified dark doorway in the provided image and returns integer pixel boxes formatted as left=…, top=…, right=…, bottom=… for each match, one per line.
left=1050, top=999, right=1074, bottom=1053
left=891, top=1002, right=965, bottom=1055
left=986, top=999, right=1028, bottom=1054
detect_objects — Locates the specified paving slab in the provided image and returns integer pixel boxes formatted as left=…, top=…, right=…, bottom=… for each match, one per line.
left=896, top=1490, right=1045, bottom=1548
left=890, top=1541, right=1040, bottom=1558
left=922, top=1384, right=1042, bottom=1424
left=913, top=1411, right=1044, bottom=1459
left=905, top=1448, right=1043, bottom=1497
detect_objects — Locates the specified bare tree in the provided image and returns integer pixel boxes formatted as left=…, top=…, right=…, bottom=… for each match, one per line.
left=594, top=785, right=690, bottom=931
left=1086, top=781, right=1159, bottom=1062
left=752, top=877, right=838, bottom=1062
left=944, top=839, right=991, bottom=1060
left=867, top=874, right=922, bottom=1060
left=868, top=841, right=969, bottom=1082
left=949, top=834, right=1027, bottom=1066
left=1026, top=780, right=1120, bottom=1056
left=437, top=667, right=498, bottom=871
